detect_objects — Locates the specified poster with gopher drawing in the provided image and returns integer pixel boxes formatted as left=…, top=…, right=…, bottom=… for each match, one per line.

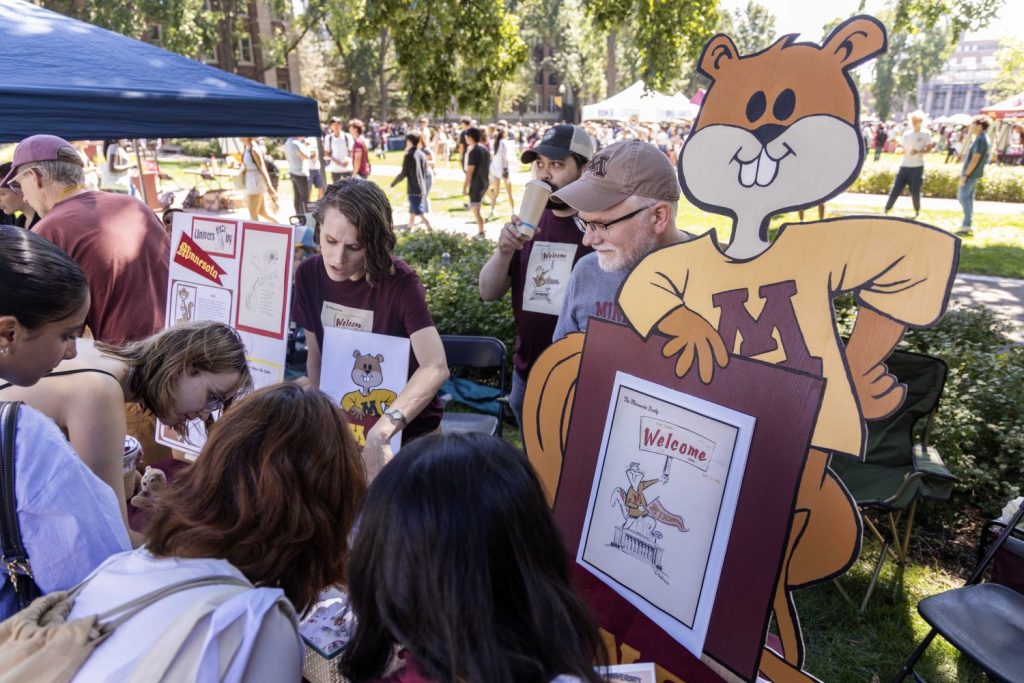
left=524, top=15, right=959, bottom=683
left=320, top=328, right=410, bottom=454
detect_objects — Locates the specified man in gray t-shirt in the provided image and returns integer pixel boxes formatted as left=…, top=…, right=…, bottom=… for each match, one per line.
left=884, top=111, right=932, bottom=217
left=551, top=139, right=690, bottom=341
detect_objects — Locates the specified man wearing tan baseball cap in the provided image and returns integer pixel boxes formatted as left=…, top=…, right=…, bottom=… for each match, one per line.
left=552, top=139, right=689, bottom=340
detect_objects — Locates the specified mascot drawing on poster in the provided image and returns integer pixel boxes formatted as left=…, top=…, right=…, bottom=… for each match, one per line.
left=341, top=350, right=398, bottom=445
left=610, top=462, right=689, bottom=575
left=523, top=15, right=959, bottom=683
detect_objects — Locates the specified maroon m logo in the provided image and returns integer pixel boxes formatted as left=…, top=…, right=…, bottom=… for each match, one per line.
left=711, top=280, right=823, bottom=375
left=587, top=154, right=610, bottom=178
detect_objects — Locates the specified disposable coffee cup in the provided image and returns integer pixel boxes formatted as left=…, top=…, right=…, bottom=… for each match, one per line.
left=516, top=180, right=552, bottom=239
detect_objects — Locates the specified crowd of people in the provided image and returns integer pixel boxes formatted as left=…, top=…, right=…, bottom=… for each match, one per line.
left=0, top=90, right=996, bottom=679
left=0, top=124, right=651, bottom=682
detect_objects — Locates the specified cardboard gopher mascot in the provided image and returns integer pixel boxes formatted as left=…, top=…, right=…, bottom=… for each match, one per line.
left=523, top=15, right=958, bottom=683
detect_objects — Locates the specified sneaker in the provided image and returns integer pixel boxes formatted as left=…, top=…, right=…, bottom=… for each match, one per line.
left=473, top=232, right=486, bottom=240
left=954, top=227, right=973, bottom=236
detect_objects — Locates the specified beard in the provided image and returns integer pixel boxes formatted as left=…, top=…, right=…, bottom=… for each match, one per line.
left=596, top=223, right=658, bottom=273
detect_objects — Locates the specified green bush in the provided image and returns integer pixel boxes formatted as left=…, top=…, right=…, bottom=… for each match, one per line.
left=900, top=306, right=1024, bottom=516
left=175, top=138, right=222, bottom=158
left=849, top=164, right=1024, bottom=202
left=394, top=231, right=516, bottom=356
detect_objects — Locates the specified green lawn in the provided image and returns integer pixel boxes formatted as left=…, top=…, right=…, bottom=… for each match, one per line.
left=797, top=532, right=985, bottom=683
left=156, top=153, right=1024, bottom=279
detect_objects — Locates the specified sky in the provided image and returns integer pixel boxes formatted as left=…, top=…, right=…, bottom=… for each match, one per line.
left=726, top=0, right=1024, bottom=42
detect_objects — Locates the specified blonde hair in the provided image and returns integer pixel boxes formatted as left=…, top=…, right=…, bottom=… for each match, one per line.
left=98, top=321, right=252, bottom=431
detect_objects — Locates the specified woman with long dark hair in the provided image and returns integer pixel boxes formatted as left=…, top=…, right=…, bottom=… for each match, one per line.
left=0, top=226, right=129, bottom=618
left=342, top=433, right=605, bottom=683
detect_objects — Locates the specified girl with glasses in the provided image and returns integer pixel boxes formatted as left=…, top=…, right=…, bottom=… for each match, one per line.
left=0, top=320, right=252, bottom=539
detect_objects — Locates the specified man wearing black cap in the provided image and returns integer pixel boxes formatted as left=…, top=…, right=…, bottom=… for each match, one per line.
left=478, top=124, right=595, bottom=430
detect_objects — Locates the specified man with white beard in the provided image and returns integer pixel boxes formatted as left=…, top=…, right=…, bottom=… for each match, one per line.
left=552, top=139, right=689, bottom=340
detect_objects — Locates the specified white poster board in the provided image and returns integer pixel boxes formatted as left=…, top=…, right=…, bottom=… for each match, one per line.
left=156, top=213, right=294, bottom=456
left=578, top=372, right=755, bottom=658
left=320, top=328, right=410, bottom=454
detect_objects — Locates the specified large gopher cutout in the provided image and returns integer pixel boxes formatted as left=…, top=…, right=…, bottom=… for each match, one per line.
left=524, top=16, right=959, bottom=683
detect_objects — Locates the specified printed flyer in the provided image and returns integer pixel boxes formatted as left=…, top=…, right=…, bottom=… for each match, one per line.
left=157, top=214, right=295, bottom=457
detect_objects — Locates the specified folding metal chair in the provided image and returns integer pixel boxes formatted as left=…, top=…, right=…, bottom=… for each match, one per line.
left=439, top=335, right=508, bottom=437
left=831, top=350, right=957, bottom=611
left=892, top=500, right=1024, bottom=683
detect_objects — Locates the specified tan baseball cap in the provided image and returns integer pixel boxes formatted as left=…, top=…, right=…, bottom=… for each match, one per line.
left=551, top=139, right=680, bottom=213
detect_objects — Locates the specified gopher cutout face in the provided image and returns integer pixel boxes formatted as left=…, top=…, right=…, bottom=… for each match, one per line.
left=351, top=350, right=385, bottom=397
left=681, top=17, right=887, bottom=259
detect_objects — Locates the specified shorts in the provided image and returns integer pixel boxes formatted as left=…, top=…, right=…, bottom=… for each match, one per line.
left=408, top=194, right=424, bottom=215
left=309, top=168, right=325, bottom=189
left=469, top=188, right=485, bottom=204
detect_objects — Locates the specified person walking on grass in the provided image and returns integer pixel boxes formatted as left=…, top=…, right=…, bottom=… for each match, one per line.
left=884, top=111, right=933, bottom=218
left=463, top=127, right=491, bottom=238
left=956, top=116, right=991, bottom=238
left=391, top=133, right=432, bottom=231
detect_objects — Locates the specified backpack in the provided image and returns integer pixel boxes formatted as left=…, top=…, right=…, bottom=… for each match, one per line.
left=0, top=571, right=250, bottom=683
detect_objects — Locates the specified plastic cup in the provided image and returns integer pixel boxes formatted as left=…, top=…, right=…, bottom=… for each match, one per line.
left=516, top=180, right=552, bottom=239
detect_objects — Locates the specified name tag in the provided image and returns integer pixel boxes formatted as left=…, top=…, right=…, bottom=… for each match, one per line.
left=321, top=302, right=374, bottom=332
left=522, top=241, right=577, bottom=316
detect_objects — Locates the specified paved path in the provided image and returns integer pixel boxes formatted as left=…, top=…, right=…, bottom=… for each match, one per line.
left=952, top=273, right=1024, bottom=342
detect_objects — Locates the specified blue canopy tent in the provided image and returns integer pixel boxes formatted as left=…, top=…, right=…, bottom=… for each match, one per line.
left=0, top=0, right=321, bottom=142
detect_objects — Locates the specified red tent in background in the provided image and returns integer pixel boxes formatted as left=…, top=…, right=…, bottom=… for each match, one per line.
left=690, top=89, right=705, bottom=105
left=982, top=92, right=1024, bottom=119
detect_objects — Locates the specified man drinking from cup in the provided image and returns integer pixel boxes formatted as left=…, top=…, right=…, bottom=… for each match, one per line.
left=478, top=124, right=595, bottom=431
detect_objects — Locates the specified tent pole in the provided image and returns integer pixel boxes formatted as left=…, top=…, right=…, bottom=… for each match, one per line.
left=317, top=134, right=326, bottom=190
left=133, top=138, right=149, bottom=207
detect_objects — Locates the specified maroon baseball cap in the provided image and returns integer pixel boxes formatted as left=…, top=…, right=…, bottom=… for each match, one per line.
left=1, top=135, right=84, bottom=188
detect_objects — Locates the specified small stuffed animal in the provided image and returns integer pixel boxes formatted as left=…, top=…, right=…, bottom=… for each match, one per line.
left=130, top=466, right=167, bottom=509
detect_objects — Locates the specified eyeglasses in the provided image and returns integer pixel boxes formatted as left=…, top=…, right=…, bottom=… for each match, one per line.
left=199, top=377, right=232, bottom=415
left=573, top=204, right=656, bottom=234
left=6, top=167, right=36, bottom=193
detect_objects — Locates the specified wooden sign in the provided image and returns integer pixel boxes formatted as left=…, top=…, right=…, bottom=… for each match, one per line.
left=524, top=14, right=961, bottom=683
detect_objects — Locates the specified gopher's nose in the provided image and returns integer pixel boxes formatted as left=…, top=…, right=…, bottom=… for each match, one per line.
left=753, top=124, right=786, bottom=147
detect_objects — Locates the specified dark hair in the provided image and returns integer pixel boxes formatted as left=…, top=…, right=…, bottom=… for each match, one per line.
left=568, top=152, right=589, bottom=170
left=973, top=115, right=991, bottom=132
left=0, top=162, right=10, bottom=178
left=465, top=127, right=482, bottom=144
left=146, top=383, right=366, bottom=614
left=405, top=133, right=421, bottom=147
left=0, top=225, right=88, bottom=329
left=459, top=116, right=471, bottom=125
left=313, top=178, right=396, bottom=286
left=341, top=433, right=605, bottom=683
left=491, top=126, right=505, bottom=154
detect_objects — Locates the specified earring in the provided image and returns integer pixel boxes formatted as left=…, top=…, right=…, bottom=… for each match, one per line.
left=0, top=348, right=9, bottom=357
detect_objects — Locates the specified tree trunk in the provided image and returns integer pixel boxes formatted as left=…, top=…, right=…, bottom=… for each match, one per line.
left=378, top=27, right=389, bottom=121
left=606, top=30, right=617, bottom=98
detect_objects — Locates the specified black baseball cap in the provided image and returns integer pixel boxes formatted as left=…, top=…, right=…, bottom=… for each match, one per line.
left=521, top=124, right=595, bottom=164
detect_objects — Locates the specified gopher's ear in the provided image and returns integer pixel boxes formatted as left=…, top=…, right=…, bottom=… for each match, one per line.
left=698, top=34, right=739, bottom=79
left=824, top=15, right=887, bottom=70
left=375, top=354, right=384, bottom=363
left=353, top=349, right=361, bottom=358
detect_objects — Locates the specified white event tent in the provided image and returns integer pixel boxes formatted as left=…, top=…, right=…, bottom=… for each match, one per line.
left=581, top=81, right=699, bottom=122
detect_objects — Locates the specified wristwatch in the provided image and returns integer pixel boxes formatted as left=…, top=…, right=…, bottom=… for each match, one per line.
left=383, top=407, right=408, bottom=430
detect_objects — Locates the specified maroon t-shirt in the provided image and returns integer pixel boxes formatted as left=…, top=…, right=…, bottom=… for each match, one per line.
left=508, top=210, right=592, bottom=375
left=292, top=255, right=442, bottom=441
left=34, top=191, right=169, bottom=343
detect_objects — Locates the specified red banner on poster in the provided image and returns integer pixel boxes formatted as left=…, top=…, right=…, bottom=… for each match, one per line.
left=173, top=231, right=225, bottom=285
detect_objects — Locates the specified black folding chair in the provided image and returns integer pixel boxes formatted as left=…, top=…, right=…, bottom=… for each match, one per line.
left=439, top=335, right=508, bottom=437
left=892, top=500, right=1024, bottom=683
left=832, top=350, right=957, bottom=611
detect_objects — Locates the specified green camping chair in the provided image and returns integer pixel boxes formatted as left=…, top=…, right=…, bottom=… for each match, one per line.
left=831, top=350, right=958, bottom=612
